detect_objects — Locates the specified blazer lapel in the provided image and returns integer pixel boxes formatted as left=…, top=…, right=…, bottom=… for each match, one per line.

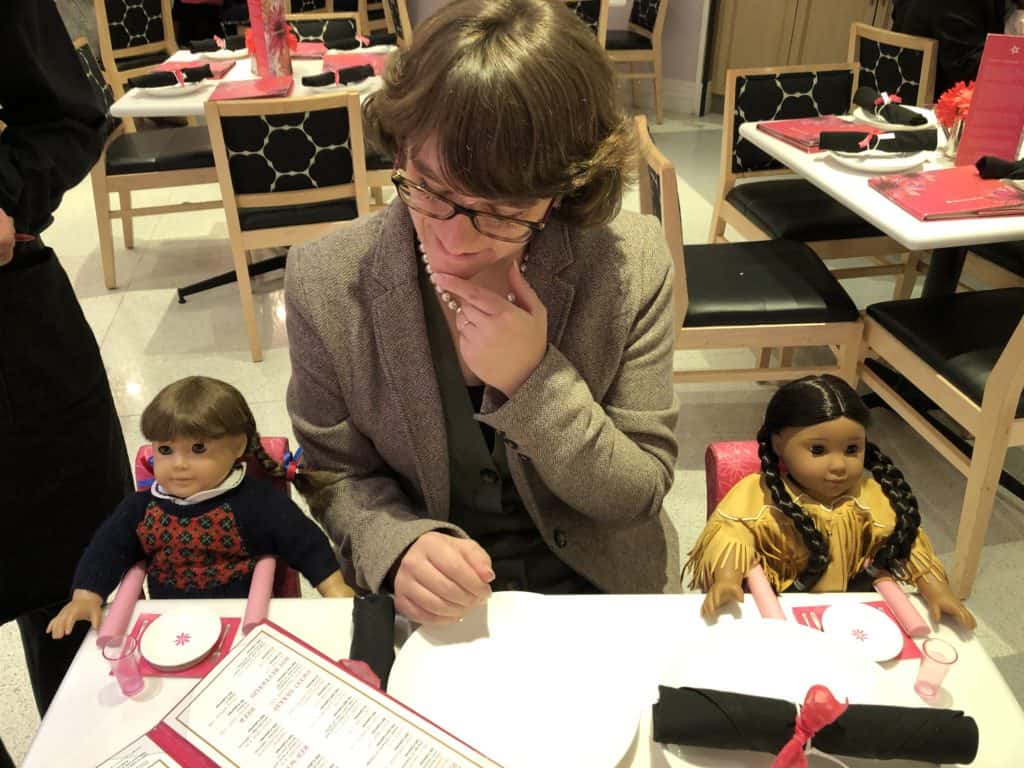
left=370, top=205, right=450, bottom=520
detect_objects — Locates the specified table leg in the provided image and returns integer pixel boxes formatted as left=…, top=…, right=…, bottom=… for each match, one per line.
left=921, top=246, right=966, bottom=298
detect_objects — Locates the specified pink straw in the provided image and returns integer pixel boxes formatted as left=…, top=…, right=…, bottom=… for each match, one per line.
left=874, top=577, right=930, bottom=637
left=97, top=562, right=146, bottom=647
left=243, top=556, right=276, bottom=633
left=746, top=564, right=786, bottom=620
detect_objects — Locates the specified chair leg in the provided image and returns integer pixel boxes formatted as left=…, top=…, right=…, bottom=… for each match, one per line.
left=779, top=348, right=794, bottom=368
left=893, top=251, right=921, bottom=300
left=835, top=327, right=861, bottom=386
left=372, top=186, right=384, bottom=206
left=653, top=58, right=663, bottom=125
left=230, top=243, right=264, bottom=362
left=118, top=191, right=134, bottom=249
left=950, top=417, right=1013, bottom=599
left=630, top=64, right=639, bottom=108
left=91, top=168, right=118, bottom=289
left=757, top=348, right=773, bottom=368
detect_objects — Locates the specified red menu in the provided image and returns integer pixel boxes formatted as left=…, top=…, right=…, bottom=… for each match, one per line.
left=757, top=116, right=876, bottom=153
left=955, top=34, right=1024, bottom=167
left=869, top=165, right=1024, bottom=220
left=293, top=41, right=327, bottom=58
left=209, top=75, right=293, bottom=101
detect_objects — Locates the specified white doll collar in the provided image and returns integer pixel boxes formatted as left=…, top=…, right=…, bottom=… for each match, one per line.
left=151, top=463, right=247, bottom=506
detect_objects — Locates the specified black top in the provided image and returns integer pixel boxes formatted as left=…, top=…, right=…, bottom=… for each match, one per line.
left=73, top=474, right=340, bottom=599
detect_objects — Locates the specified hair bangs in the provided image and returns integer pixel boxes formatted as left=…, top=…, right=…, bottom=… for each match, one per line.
left=140, top=377, right=253, bottom=443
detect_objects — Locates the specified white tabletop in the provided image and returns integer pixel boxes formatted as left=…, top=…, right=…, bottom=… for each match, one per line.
left=110, top=50, right=388, bottom=118
left=22, top=593, right=1022, bottom=767
left=738, top=121, right=1024, bottom=251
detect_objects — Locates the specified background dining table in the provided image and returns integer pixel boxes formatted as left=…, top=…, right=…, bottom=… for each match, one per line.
left=20, top=593, right=1024, bottom=767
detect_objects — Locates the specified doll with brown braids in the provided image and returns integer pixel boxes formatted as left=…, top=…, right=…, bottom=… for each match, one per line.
left=684, top=374, right=975, bottom=630
left=48, top=376, right=351, bottom=639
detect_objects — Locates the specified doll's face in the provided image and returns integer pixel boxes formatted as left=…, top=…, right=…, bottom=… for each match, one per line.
left=771, top=416, right=866, bottom=505
left=152, top=434, right=247, bottom=499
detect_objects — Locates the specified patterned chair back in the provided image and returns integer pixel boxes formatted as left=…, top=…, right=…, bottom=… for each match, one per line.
left=849, top=23, right=937, bottom=107
left=565, top=0, right=606, bottom=42
left=291, top=0, right=331, bottom=11
left=99, top=0, right=172, bottom=52
left=383, top=0, right=412, bottom=45
left=288, top=16, right=359, bottom=42
left=728, top=66, right=854, bottom=175
left=629, top=0, right=663, bottom=35
left=74, top=40, right=117, bottom=118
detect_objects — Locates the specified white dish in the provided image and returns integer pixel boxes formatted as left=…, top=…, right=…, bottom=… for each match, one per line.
left=828, top=149, right=931, bottom=174
left=852, top=104, right=936, bottom=131
left=201, top=48, right=248, bottom=61
left=136, top=82, right=208, bottom=97
left=821, top=602, right=904, bottom=662
left=388, top=592, right=652, bottom=768
left=140, top=607, right=222, bottom=670
left=307, top=77, right=378, bottom=93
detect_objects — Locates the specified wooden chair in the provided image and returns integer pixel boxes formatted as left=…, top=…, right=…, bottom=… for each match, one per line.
left=360, top=0, right=390, bottom=34
left=74, top=39, right=222, bottom=291
left=93, top=0, right=178, bottom=132
left=635, top=115, right=863, bottom=384
left=849, top=22, right=937, bottom=108
left=564, top=0, right=609, bottom=46
left=382, top=0, right=413, bottom=47
left=963, top=242, right=1024, bottom=290
left=605, top=0, right=669, bottom=124
left=286, top=11, right=362, bottom=40
left=709, top=63, right=921, bottom=301
left=204, top=91, right=371, bottom=361
left=859, top=288, right=1024, bottom=598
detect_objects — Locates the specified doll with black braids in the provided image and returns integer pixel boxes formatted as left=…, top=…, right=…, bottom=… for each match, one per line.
left=684, top=375, right=975, bottom=629
left=48, top=376, right=352, bottom=639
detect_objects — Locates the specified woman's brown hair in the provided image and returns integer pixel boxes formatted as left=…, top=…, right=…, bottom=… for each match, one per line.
left=364, top=0, right=636, bottom=226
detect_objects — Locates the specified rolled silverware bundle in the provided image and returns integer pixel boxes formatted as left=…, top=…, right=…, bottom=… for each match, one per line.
left=818, top=129, right=937, bottom=153
left=853, top=86, right=928, bottom=126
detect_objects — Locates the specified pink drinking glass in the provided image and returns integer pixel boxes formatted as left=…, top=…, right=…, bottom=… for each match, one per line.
left=914, top=637, right=958, bottom=702
left=102, top=634, right=144, bottom=697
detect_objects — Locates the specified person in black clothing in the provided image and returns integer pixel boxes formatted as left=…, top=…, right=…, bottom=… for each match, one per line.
left=892, top=0, right=1021, bottom=100
left=0, top=2, right=134, bottom=765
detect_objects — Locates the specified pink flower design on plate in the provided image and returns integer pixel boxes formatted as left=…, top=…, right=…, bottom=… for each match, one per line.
left=175, top=632, right=192, bottom=646
left=851, top=628, right=869, bottom=642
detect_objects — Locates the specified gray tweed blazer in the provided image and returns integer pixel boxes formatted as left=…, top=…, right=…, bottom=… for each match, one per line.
left=285, top=201, right=681, bottom=594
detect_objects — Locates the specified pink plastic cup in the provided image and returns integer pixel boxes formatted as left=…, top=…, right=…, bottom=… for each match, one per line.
left=102, top=634, right=144, bottom=697
left=914, top=637, right=958, bottom=702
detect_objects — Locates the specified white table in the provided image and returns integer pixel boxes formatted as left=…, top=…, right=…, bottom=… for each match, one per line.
left=110, top=50, right=388, bottom=119
left=22, top=593, right=1023, bottom=767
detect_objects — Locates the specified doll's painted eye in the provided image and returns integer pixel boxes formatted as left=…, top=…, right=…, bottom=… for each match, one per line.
left=192, top=443, right=208, bottom=454
left=845, top=444, right=862, bottom=455
left=157, top=445, right=172, bottom=455
left=809, top=445, right=826, bottom=456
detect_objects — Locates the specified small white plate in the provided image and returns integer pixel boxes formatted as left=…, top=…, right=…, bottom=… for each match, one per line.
left=821, top=602, right=904, bottom=662
left=140, top=607, right=222, bottom=670
left=307, top=77, right=377, bottom=93
left=137, top=82, right=208, bottom=97
left=852, top=104, right=936, bottom=131
left=828, top=149, right=931, bottom=174
left=201, top=48, right=248, bottom=61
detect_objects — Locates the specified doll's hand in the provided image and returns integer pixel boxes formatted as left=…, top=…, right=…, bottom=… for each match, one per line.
left=917, top=575, right=976, bottom=631
left=315, top=570, right=355, bottom=598
left=394, top=532, right=495, bottom=624
left=46, top=590, right=104, bottom=639
left=701, top=565, right=745, bottom=619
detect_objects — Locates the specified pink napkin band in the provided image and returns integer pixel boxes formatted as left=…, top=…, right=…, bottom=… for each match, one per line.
left=873, top=577, right=930, bottom=637
left=746, top=564, right=786, bottom=620
left=97, top=561, right=146, bottom=647
left=243, top=556, right=276, bottom=633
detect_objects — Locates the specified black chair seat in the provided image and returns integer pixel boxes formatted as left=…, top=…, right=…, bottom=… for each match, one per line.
left=604, top=30, right=653, bottom=51
left=684, top=239, right=860, bottom=327
left=971, top=241, right=1024, bottom=278
left=369, top=8, right=386, bottom=20
left=727, top=179, right=883, bottom=242
left=866, top=288, right=1024, bottom=417
left=238, top=199, right=359, bottom=231
left=114, top=51, right=168, bottom=72
left=106, top=127, right=214, bottom=175
left=366, top=152, right=393, bottom=171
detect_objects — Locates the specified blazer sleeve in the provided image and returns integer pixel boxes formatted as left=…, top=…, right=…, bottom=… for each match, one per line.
left=285, top=251, right=467, bottom=594
left=478, top=220, right=679, bottom=526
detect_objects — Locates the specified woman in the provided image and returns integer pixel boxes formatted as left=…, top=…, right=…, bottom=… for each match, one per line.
left=286, top=0, right=681, bottom=625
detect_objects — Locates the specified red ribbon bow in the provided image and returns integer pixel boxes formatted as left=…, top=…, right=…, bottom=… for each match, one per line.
left=874, top=92, right=903, bottom=106
left=771, top=685, right=848, bottom=768
left=857, top=129, right=880, bottom=149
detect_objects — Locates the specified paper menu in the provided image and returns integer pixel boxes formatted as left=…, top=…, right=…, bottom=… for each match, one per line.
left=955, top=34, right=1024, bottom=167
left=98, top=622, right=501, bottom=768
left=96, top=734, right=186, bottom=767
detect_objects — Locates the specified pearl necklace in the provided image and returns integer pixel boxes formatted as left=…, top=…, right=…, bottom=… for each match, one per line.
left=418, top=240, right=527, bottom=314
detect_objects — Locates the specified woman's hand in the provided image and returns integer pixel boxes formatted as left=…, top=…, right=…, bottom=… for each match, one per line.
left=917, top=574, right=976, bottom=631
left=0, top=211, right=14, bottom=267
left=432, top=260, right=547, bottom=398
left=701, top=564, right=745, bottom=619
left=46, top=589, right=104, bottom=639
left=393, top=531, right=495, bottom=624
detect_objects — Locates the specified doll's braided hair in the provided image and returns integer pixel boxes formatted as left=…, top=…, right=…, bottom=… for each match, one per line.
left=757, top=374, right=921, bottom=590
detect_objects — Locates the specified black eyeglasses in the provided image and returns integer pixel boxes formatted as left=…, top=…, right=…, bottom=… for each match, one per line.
left=391, top=170, right=552, bottom=244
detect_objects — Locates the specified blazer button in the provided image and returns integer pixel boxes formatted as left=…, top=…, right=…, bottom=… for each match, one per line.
left=480, top=469, right=499, bottom=485
left=554, top=529, right=568, bottom=548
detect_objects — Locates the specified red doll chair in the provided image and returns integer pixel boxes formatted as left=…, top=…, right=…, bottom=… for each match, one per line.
left=704, top=441, right=762, bottom=519
left=133, top=436, right=301, bottom=598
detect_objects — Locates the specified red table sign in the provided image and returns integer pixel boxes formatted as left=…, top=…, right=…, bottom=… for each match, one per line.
left=956, top=34, right=1024, bottom=167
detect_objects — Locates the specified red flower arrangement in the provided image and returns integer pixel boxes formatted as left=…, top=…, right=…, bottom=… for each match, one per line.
left=934, top=81, right=974, bottom=130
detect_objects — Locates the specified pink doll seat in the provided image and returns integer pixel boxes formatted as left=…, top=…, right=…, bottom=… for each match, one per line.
left=133, top=436, right=301, bottom=598
left=704, top=441, right=762, bottom=519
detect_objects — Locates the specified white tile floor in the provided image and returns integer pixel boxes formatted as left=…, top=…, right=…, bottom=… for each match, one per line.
left=4, top=107, right=1024, bottom=764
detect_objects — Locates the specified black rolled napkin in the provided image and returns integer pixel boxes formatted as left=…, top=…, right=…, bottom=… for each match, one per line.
left=368, top=32, right=398, bottom=46
left=224, top=34, right=247, bottom=50
left=324, top=33, right=361, bottom=51
left=819, top=129, right=937, bottom=153
left=337, top=64, right=374, bottom=84
left=182, top=64, right=213, bottom=83
left=652, top=686, right=979, bottom=764
left=301, top=72, right=337, bottom=87
left=126, top=71, right=178, bottom=89
left=976, top=155, right=1024, bottom=180
left=189, top=38, right=219, bottom=53
left=853, top=86, right=928, bottom=127
left=349, top=594, right=396, bottom=689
